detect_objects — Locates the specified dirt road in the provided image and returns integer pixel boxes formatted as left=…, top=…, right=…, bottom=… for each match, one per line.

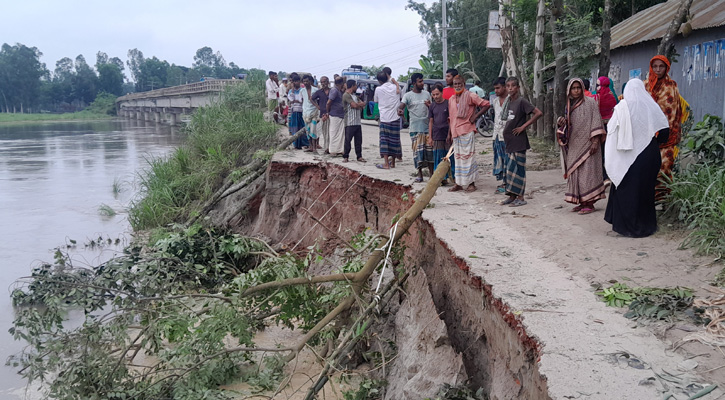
left=274, top=120, right=724, bottom=399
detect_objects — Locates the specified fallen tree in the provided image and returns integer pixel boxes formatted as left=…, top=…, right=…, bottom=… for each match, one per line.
left=9, top=159, right=450, bottom=399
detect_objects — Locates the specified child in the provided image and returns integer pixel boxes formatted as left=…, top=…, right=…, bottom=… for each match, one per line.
left=500, top=77, right=543, bottom=207
left=427, top=83, right=452, bottom=185
left=342, top=80, right=367, bottom=163
left=491, top=77, right=508, bottom=193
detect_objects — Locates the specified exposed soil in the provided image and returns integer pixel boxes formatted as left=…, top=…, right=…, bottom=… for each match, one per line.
left=216, top=122, right=725, bottom=399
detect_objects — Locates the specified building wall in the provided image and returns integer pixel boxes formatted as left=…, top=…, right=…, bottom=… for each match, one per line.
left=608, top=27, right=725, bottom=122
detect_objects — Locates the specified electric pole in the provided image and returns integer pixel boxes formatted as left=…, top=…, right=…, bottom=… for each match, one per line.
left=442, top=0, right=448, bottom=73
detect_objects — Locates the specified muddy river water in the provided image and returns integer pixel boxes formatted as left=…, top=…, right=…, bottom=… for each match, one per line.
left=0, top=119, right=183, bottom=397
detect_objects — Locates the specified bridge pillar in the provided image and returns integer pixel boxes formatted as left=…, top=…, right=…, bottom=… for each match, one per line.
left=154, top=111, right=161, bottom=123
left=169, top=113, right=178, bottom=125
left=136, top=111, right=144, bottom=121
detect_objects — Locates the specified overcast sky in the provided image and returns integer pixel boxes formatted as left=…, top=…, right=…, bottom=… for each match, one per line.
left=2, top=0, right=432, bottom=80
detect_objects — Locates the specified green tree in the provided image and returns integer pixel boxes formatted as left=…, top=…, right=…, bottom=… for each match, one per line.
left=97, top=63, right=124, bottom=96
left=72, top=55, right=98, bottom=105
left=126, top=48, right=144, bottom=85
left=0, top=43, right=47, bottom=112
left=138, top=56, right=169, bottom=91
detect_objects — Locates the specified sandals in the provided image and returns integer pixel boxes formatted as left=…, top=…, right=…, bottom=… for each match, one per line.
left=578, top=207, right=595, bottom=215
left=572, top=205, right=584, bottom=212
left=375, top=163, right=389, bottom=170
left=342, top=158, right=349, bottom=163
left=415, top=177, right=423, bottom=183
left=465, top=184, right=477, bottom=192
left=509, top=199, right=527, bottom=207
left=448, top=185, right=464, bottom=192
left=357, top=157, right=367, bottom=163
left=499, top=197, right=515, bottom=205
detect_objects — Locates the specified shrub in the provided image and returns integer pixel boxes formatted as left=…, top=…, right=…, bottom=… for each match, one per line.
left=682, top=114, right=725, bottom=165
left=129, top=82, right=278, bottom=230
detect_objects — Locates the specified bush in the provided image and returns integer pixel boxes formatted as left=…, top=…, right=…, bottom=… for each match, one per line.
left=86, top=92, right=118, bottom=116
left=128, top=82, right=278, bottom=230
left=682, top=114, right=725, bottom=165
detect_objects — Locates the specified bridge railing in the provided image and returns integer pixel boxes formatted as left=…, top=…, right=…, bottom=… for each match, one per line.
left=117, top=80, right=240, bottom=102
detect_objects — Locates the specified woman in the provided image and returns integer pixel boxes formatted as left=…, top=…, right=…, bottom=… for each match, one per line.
left=287, top=74, right=309, bottom=149
left=594, top=77, right=617, bottom=123
left=427, top=83, right=452, bottom=185
left=447, top=75, right=490, bottom=192
left=646, top=55, right=682, bottom=202
left=604, top=79, right=670, bottom=237
left=557, top=79, right=607, bottom=214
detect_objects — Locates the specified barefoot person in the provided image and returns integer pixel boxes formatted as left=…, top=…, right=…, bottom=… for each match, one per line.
left=491, top=77, right=508, bottom=193
left=374, top=71, right=402, bottom=169
left=428, top=83, right=452, bottom=185
left=399, top=73, right=433, bottom=182
left=301, top=75, right=319, bottom=153
left=342, top=79, right=367, bottom=163
left=604, top=79, right=670, bottom=237
left=500, top=77, right=542, bottom=206
left=447, top=75, right=490, bottom=192
left=557, top=78, right=606, bottom=215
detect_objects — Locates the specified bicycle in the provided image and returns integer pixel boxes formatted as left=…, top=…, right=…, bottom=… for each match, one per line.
left=476, top=107, right=495, bottom=137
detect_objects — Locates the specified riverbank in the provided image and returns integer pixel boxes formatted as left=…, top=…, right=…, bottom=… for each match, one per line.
left=0, top=111, right=113, bottom=124
left=221, top=120, right=724, bottom=399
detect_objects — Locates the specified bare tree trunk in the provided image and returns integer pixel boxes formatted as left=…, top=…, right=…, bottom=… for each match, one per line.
left=550, top=0, right=567, bottom=120
left=499, top=0, right=530, bottom=97
left=534, top=0, right=546, bottom=137
left=658, top=0, right=693, bottom=59
left=599, top=0, right=612, bottom=77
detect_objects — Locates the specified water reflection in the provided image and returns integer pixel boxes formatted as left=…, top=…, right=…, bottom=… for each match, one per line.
left=0, top=119, right=183, bottom=398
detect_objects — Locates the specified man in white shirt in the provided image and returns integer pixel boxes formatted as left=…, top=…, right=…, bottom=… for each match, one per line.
left=265, top=71, right=280, bottom=113
left=470, top=80, right=486, bottom=98
left=374, top=71, right=402, bottom=169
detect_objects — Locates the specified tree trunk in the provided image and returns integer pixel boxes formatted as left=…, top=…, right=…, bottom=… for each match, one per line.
left=545, top=89, right=554, bottom=140
left=550, top=0, right=567, bottom=120
left=499, top=0, right=530, bottom=97
left=657, top=0, right=694, bottom=59
left=533, top=0, right=546, bottom=137
left=599, top=0, right=612, bottom=77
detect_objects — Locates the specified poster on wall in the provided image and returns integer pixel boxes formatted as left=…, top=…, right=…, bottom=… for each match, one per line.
left=683, top=45, right=691, bottom=83
left=693, top=44, right=702, bottom=81
left=704, top=41, right=715, bottom=80
left=629, top=68, right=642, bottom=81
left=716, top=39, right=725, bottom=79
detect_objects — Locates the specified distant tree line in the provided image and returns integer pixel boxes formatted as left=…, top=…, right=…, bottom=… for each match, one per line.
left=0, top=43, right=267, bottom=114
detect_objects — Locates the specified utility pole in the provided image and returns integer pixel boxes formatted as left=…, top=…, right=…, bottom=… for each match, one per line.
left=442, top=0, right=448, bottom=73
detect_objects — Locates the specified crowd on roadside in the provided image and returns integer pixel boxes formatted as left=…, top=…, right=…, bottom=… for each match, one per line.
left=264, top=54, right=689, bottom=238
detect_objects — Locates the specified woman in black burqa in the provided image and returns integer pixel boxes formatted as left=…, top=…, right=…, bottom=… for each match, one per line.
left=604, top=79, right=670, bottom=237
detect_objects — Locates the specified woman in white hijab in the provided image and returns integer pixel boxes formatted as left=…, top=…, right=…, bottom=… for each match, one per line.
left=604, top=78, right=670, bottom=237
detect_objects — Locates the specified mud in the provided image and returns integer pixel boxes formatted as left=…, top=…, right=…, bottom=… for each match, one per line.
left=226, top=160, right=550, bottom=399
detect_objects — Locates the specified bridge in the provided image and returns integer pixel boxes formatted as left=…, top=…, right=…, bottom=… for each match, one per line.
left=116, top=79, right=240, bottom=125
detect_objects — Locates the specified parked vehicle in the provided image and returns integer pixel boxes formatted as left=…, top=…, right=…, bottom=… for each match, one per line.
left=341, top=65, right=369, bottom=82
left=356, top=78, right=408, bottom=122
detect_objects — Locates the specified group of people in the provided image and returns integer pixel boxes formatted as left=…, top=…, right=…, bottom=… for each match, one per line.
left=557, top=54, right=686, bottom=237
left=266, top=54, right=686, bottom=238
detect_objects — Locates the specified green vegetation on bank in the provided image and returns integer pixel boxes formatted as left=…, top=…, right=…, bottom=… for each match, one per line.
left=0, top=92, right=118, bottom=123
left=666, top=115, right=725, bottom=262
left=128, top=81, right=276, bottom=230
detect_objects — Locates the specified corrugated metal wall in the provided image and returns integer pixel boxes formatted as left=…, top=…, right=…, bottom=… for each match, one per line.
left=608, top=27, right=725, bottom=122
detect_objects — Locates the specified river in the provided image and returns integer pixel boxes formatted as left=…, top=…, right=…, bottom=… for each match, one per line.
left=0, top=119, right=184, bottom=398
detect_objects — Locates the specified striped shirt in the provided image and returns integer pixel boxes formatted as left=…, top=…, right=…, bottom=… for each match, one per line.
left=343, top=92, right=361, bottom=126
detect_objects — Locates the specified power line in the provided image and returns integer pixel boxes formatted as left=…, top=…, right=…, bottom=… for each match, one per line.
left=318, top=44, right=429, bottom=77
left=300, top=34, right=423, bottom=72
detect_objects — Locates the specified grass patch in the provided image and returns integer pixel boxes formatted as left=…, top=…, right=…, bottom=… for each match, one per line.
left=0, top=110, right=112, bottom=124
left=128, top=82, right=277, bottom=230
left=98, top=203, right=117, bottom=217
left=665, top=163, right=725, bottom=259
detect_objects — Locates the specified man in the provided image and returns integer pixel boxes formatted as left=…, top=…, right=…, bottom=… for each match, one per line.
left=582, top=79, right=595, bottom=98
left=301, top=75, right=319, bottom=153
left=499, top=76, right=543, bottom=207
left=383, top=67, right=401, bottom=95
left=399, top=73, right=433, bottom=182
left=342, top=80, right=367, bottom=163
left=311, top=76, right=331, bottom=153
left=491, top=77, right=508, bottom=192
left=326, top=76, right=346, bottom=156
left=470, top=80, right=485, bottom=98
left=265, top=71, right=280, bottom=113
left=447, top=75, right=490, bottom=192
left=374, top=71, right=402, bottom=169
left=442, top=68, right=458, bottom=100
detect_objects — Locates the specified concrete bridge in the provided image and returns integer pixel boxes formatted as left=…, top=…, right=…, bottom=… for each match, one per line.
left=116, top=80, right=239, bottom=125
